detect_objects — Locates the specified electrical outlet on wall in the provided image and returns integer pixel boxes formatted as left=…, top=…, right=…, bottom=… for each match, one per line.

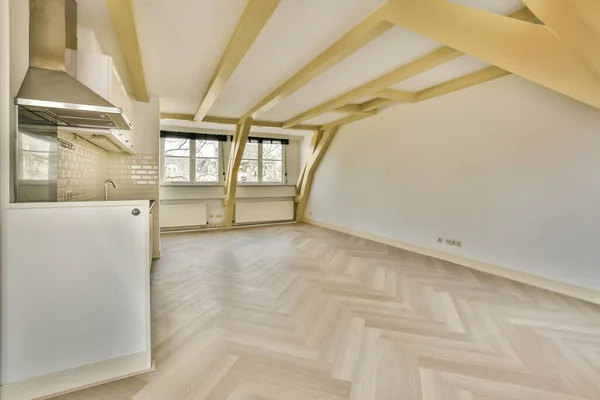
left=445, top=239, right=462, bottom=247
left=438, top=237, right=462, bottom=247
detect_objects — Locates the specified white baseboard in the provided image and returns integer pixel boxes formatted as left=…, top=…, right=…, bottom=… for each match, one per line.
left=1, top=352, right=154, bottom=400
left=304, top=218, right=600, bottom=306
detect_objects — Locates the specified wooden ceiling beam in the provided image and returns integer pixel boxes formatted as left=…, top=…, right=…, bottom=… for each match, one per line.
left=160, top=113, right=319, bottom=131
left=224, top=118, right=253, bottom=227
left=521, top=0, right=600, bottom=80
left=106, top=0, right=149, bottom=102
left=376, top=89, right=416, bottom=102
left=415, top=66, right=510, bottom=102
left=242, top=11, right=393, bottom=119
left=335, top=104, right=374, bottom=115
left=379, top=0, right=600, bottom=110
left=160, top=113, right=194, bottom=121
left=359, top=98, right=394, bottom=112
left=321, top=111, right=376, bottom=130
left=282, top=7, right=542, bottom=128
left=296, top=129, right=322, bottom=191
left=283, top=46, right=461, bottom=127
left=194, top=0, right=280, bottom=121
left=295, top=126, right=339, bottom=221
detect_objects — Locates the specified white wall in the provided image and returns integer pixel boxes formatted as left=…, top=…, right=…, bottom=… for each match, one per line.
left=77, top=26, right=104, bottom=54
left=0, top=0, right=10, bottom=207
left=307, top=75, right=600, bottom=292
left=133, top=97, right=160, bottom=154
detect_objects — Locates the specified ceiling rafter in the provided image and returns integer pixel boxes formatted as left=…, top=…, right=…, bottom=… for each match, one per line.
left=282, top=7, right=538, bottom=128
left=335, top=104, right=374, bottom=115
left=160, top=113, right=319, bottom=131
left=283, top=46, right=462, bottom=128
left=376, top=89, right=417, bottom=102
left=194, top=0, right=280, bottom=121
left=106, top=0, right=149, bottom=102
left=378, top=0, right=600, bottom=111
left=296, top=129, right=323, bottom=192
left=321, top=111, right=377, bottom=130
left=242, top=10, right=394, bottom=119
left=357, top=66, right=511, bottom=112
left=223, top=118, right=253, bottom=227
left=295, top=126, right=339, bottom=222
left=359, top=98, right=394, bottom=112
left=415, top=66, right=510, bottom=102
left=521, top=0, right=600, bottom=80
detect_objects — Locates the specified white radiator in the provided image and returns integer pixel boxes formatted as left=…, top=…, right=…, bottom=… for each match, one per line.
left=160, top=204, right=208, bottom=228
left=235, top=201, right=294, bottom=224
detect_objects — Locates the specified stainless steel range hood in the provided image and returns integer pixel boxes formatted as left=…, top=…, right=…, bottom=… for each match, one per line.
left=15, top=0, right=131, bottom=131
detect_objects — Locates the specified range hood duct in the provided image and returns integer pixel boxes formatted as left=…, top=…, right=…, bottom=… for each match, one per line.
left=15, top=0, right=131, bottom=130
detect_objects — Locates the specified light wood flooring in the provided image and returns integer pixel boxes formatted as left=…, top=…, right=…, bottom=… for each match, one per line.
left=56, top=223, right=600, bottom=400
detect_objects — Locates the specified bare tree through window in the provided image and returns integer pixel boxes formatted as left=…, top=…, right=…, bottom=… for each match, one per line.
left=238, top=141, right=284, bottom=183
left=164, top=138, right=220, bottom=183
left=262, top=143, right=283, bottom=183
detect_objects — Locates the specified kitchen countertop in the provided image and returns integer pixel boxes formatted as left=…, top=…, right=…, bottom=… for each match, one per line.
left=7, top=199, right=151, bottom=210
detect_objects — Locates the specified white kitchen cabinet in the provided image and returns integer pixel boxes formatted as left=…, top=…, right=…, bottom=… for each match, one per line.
left=70, top=50, right=136, bottom=150
left=1, top=201, right=152, bottom=399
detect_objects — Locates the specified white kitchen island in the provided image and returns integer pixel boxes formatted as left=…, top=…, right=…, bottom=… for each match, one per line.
left=1, top=200, right=153, bottom=400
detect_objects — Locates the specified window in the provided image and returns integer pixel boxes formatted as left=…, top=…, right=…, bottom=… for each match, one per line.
left=20, top=133, right=54, bottom=181
left=239, top=143, right=259, bottom=183
left=238, top=141, right=284, bottom=183
left=163, top=138, right=220, bottom=183
left=262, top=142, right=283, bottom=183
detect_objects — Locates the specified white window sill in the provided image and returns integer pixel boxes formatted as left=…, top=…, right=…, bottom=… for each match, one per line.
left=160, top=183, right=294, bottom=188
left=238, top=182, right=290, bottom=187
left=161, top=182, right=223, bottom=187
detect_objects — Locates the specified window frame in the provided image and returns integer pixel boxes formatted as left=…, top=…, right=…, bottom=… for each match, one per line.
left=238, top=142, right=287, bottom=185
left=161, top=138, right=223, bottom=186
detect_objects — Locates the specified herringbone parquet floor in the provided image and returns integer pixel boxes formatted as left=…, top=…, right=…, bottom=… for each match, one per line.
left=57, top=223, right=600, bottom=400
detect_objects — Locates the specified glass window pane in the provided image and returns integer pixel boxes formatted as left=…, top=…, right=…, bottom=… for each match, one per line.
left=21, top=151, right=50, bottom=180
left=22, top=133, right=52, bottom=151
left=21, top=133, right=52, bottom=180
left=195, top=158, right=219, bottom=182
left=164, top=156, right=190, bottom=181
left=238, top=160, right=259, bottom=182
left=164, top=138, right=190, bottom=156
left=242, top=143, right=259, bottom=160
left=196, top=140, right=219, bottom=158
left=262, top=160, right=283, bottom=182
left=263, top=143, right=282, bottom=160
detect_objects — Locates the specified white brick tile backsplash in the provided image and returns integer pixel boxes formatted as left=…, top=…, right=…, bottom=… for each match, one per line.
left=108, top=153, right=159, bottom=200
left=58, top=132, right=108, bottom=202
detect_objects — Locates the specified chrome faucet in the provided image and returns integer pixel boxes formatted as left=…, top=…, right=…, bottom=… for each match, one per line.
left=104, top=179, right=117, bottom=201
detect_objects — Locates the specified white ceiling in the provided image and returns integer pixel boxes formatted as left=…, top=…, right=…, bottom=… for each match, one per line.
left=78, top=0, right=525, bottom=129
left=259, top=26, right=441, bottom=121
left=209, top=0, right=388, bottom=118
left=134, top=0, right=247, bottom=114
